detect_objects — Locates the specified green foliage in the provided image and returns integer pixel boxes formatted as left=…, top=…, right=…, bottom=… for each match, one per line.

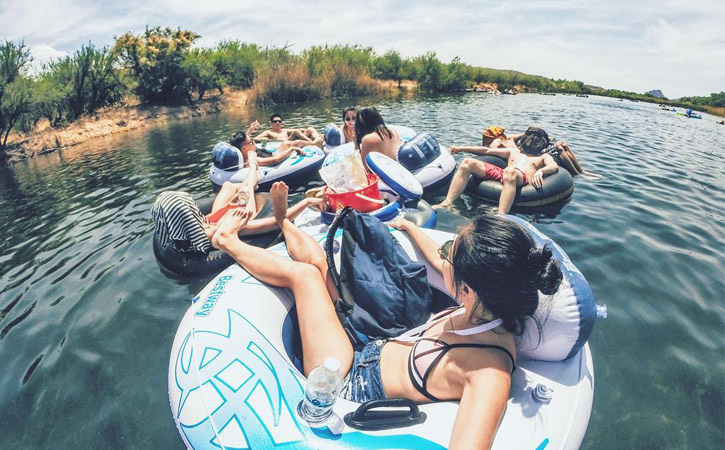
left=678, top=92, right=725, bottom=108
left=5, top=26, right=724, bottom=152
left=113, top=27, right=200, bottom=104
left=183, top=48, right=224, bottom=100
left=441, top=57, right=469, bottom=92
left=212, top=41, right=258, bottom=88
left=372, top=50, right=406, bottom=86
left=414, top=52, right=444, bottom=92
left=0, top=40, right=34, bottom=150
left=42, top=44, right=125, bottom=122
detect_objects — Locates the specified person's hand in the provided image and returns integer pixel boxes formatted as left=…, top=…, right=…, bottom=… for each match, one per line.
left=292, top=147, right=306, bottom=156
left=388, top=216, right=415, bottom=231
left=306, top=197, right=327, bottom=212
left=449, top=145, right=462, bottom=154
left=249, top=120, right=260, bottom=133
left=532, top=169, right=544, bottom=188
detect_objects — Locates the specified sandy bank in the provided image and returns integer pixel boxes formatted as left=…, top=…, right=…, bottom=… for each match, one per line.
left=2, top=89, right=251, bottom=165
left=3, top=79, right=418, bottom=165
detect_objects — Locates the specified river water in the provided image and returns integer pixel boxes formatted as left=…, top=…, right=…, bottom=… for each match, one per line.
left=0, top=94, right=722, bottom=449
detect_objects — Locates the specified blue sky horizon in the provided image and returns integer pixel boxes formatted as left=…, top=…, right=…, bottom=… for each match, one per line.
left=2, top=0, right=723, bottom=99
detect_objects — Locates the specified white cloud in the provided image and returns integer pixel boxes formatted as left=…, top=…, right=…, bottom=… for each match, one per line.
left=1, top=0, right=722, bottom=98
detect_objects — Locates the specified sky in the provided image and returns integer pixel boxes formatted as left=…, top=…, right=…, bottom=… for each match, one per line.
left=1, top=0, right=723, bottom=99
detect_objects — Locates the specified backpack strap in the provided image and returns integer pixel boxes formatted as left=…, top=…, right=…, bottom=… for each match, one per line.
left=324, top=207, right=365, bottom=349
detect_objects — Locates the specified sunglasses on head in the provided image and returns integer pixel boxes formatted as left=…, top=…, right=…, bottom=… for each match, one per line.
left=438, top=240, right=454, bottom=265
left=271, top=119, right=283, bottom=123
left=344, top=117, right=355, bottom=122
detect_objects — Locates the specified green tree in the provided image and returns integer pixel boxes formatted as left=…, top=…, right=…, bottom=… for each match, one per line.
left=441, top=56, right=469, bottom=92
left=0, top=41, right=34, bottom=151
left=183, top=48, right=224, bottom=100
left=415, top=52, right=444, bottom=92
left=43, top=44, right=125, bottom=122
left=212, top=41, right=258, bottom=88
left=373, top=50, right=406, bottom=87
left=113, top=27, right=200, bottom=104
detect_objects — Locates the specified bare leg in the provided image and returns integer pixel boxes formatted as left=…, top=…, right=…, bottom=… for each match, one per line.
left=499, top=167, right=525, bottom=214
left=287, top=129, right=312, bottom=142
left=212, top=209, right=353, bottom=376
left=434, top=158, right=490, bottom=209
left=304, top=127, right=320, bottom=140
left=239, top=197, right=323, bottom=235
left=210, top=152, right=259, bottom=215
left=270, top=182, right=339, bottom=299
left=556, top=152, right=582, bottom=176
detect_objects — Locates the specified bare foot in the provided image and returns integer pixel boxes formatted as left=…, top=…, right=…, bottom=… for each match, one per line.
left=270, top=181, right=289, bottom=226
left=580, top=170, right=602, bottom=180
left=211, top=209, right=252, bottom=250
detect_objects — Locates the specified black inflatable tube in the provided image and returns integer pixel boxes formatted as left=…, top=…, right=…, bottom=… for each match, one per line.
left=153, top=193, right=280, bottom=276
left=464, top=155, right=574, bottom=207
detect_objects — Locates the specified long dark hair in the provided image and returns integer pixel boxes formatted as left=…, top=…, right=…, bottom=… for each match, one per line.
left=451, top=214, right=562, bottom=335
left=354, top=107, right=393, bottom=149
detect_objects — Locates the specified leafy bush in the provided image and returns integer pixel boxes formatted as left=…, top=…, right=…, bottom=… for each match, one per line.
left=42, top=44, right=125, bottom=122
left=113, top=27, right=200, bottom=104
left=212, top=41, right=258, bottom=88
left=372, top=50, right=406, bottom=87
left=0, top=41, right=34, bottom=150
left=183, top=48, right=224, bottom=100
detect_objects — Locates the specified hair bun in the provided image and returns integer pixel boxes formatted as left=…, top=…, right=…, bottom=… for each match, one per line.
left=527, top=246, right=562, bottom=295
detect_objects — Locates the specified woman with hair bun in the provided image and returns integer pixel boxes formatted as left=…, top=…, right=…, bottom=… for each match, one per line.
left=212, top=189, right=562, bottom=449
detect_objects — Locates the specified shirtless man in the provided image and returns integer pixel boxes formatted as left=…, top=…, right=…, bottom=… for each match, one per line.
left=476, top=126, right=594, bottom=177
left=230, top=130, right=307, bottom=167
left=248, top=114, right=322, bottom=146
left=434, top=142, right=559, bottom=214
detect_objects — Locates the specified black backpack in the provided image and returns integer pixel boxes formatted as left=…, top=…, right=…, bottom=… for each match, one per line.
left=515, top=127, right=552, bottom=154
left=325, top=208, right=432, bottom=348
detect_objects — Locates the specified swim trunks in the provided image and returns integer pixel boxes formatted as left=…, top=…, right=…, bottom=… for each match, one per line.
left=482, top=162, right=530, bottom=185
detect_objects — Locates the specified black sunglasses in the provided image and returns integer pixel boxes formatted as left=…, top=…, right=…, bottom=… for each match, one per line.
left=344, top=117, right=355, bottom=122
left=271, top=119, right=283, bottom=123
left=438, top=240, right=454, bottom=265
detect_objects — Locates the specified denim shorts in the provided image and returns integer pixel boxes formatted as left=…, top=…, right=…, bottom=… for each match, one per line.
left=341, top=339, right=387, bottom=403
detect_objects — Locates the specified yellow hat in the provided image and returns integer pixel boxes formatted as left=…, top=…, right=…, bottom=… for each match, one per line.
left=483, top=126, right=505, bottom=139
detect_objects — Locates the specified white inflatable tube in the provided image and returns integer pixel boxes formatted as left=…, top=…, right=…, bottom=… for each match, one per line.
left=169, top=218, right=596, bottom=449
left=210, top=145, right=325, bottom=190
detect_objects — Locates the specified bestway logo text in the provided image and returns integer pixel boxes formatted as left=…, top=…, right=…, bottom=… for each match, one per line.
left=195, top=275, right=233, bottom=317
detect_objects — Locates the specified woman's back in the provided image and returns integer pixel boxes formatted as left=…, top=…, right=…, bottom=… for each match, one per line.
left=379, top=308, right=516, bottom=403
left=360, top=127, right=402, bottom=165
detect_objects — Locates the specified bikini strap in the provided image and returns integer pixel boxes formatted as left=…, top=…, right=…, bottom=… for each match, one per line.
left=394, top=308, right=504, bottom=343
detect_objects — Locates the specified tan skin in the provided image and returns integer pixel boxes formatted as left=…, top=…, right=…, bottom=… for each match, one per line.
left=438, top=144, right=558, bottom=214
left=236, top=133, right=308, bottom=168
left=212, top=183, right=513, bottom=450
left=248, top=119, right=322, bottom=146
left=480, top=131, right=587, bottom=176
left=340, top=110, right=357, bottom=143
left=203, top=152, right=324, bottom=244
left=357, top=126, right=402, bottom=170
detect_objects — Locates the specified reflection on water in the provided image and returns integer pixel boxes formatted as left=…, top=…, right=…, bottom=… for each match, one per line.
left=0, top=94, right=723, bottom=448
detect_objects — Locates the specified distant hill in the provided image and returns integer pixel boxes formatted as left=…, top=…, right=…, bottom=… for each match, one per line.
left=646, top=90, right=667, bottom=99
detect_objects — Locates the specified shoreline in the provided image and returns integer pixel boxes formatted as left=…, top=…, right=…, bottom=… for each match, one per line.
left=3, top=80, right=417, bottom=165
left=2, top=89, right=251, bottom=165
left=3, top=81, right=720, bottom=165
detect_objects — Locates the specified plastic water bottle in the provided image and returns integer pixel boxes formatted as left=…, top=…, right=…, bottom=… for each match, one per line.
left=298, top=357, right=343, bottom=424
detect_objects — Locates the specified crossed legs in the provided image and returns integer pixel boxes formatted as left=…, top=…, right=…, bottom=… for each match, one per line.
left=212, top=182, right=352, bottom=377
